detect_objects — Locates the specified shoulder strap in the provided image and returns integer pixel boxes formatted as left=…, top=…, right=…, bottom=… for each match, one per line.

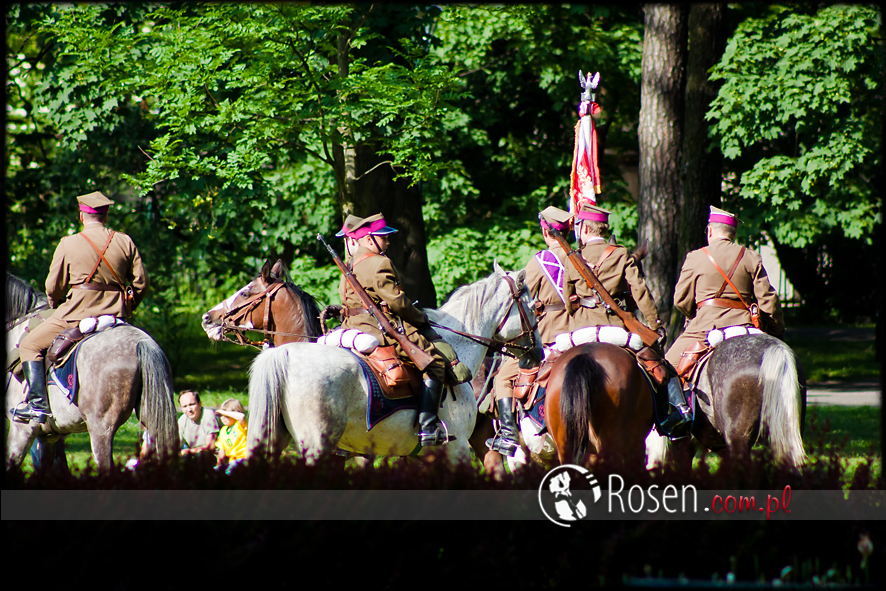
left=702, top=246, right=750, bottom=309
left=81, top=231, right=125, bottom=286
left=345, top=252, right=381, bottom=297
left=593, top=244, right=617, bottom=271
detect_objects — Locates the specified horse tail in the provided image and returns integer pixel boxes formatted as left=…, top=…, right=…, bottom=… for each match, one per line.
left=247, top=345, right=288, bottom=457
left=759, top=340, right=807, bottom=466
left=137, top=339, right=179, bottom=456
left=560, top=352, right=602, bottom=465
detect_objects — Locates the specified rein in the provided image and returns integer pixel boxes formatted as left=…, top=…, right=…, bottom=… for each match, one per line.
left=6, top=303, right=51, bottom=332
left=429, top=274, right=538, bottom=359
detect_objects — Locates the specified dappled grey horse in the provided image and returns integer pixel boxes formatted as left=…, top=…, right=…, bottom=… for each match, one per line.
left=647, top=333, right=807, bottom=469
left=6, top=273, right=179, bottom=472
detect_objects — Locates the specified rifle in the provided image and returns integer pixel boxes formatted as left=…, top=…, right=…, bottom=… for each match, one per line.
left=539, top=213, right=660, bottom=348
left=317, top=234, right=434, bottom=371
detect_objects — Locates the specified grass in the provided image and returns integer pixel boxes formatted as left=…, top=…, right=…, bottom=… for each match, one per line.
left=783, top=333, right=879, bottom=383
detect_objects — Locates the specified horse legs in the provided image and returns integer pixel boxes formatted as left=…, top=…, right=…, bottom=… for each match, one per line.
left=469, top=413, right=506, bottom=480
left=6, top=422, right=40, bottom=471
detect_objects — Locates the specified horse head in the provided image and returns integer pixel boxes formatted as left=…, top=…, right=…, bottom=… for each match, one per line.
left=491, top=261, right=544, bottom=369
left=202, top=259, right=321, bottom=347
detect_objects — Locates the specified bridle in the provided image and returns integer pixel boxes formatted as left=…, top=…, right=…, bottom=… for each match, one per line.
left=429, top=273, right=539, bottom=359
left=214, top=280, right=314, bottom=349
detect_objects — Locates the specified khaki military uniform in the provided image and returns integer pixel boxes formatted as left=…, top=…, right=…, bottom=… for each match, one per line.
left=20, top=223, right=149, bottom=363
left=563, top=238, right=661, bottom=331
left=494, top=246, right=571, bottom=400
left=665, top=237, right=784, bottom=367
left=339, top=246, right=447, bottom=382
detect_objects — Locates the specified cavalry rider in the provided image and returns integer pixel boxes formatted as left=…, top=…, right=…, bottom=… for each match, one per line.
left=666, top=206, right=785, bottom=378
left=563, top=204, right=661, bottom=333
left=562, top=204, right=692, bottom=437
left=14, top=191, right=149, bottom=424
left=488, top=206, right=574, bottom=457
left=337, top=213, right=455, bottom=447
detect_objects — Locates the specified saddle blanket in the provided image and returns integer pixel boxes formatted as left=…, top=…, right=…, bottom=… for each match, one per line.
left=49, top=344, right=81, bottom=405
left=350, top=351, right=418, bottom=431
left=48, top=329, right=107, bottom=405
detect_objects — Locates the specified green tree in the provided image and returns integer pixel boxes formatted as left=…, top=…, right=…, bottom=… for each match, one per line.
left=708, top=3, right=882, bottom=320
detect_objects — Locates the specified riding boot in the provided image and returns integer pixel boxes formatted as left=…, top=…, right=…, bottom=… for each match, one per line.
left=486, top=397, right=520, bottom=457
left=658, top=377, right=692, bottom=439
left=417, top=377, right=450, bottom=447
left=13, top=360, right=52, bottom=424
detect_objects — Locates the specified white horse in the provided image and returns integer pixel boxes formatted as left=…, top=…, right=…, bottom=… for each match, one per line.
left=209, top=263, right=543, bottom=466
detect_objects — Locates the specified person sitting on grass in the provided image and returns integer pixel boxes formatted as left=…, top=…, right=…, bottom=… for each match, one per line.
left=215, top=398, right=248, bottom=473
left=179, top=390, right=219, bottom=456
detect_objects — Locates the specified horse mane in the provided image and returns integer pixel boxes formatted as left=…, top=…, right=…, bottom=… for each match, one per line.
left=6, top=272, right=48, bottom=324
left=283, top=281, right=323, bottom=338
left=430, top=271, right=503, bottom=333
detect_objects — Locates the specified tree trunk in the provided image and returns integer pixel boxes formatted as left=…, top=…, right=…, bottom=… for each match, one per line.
left=638, top=4, right=688, bottom=331
left=669, top=3, right=727, bottom=342
left=332, top=24, right=437, bottom=306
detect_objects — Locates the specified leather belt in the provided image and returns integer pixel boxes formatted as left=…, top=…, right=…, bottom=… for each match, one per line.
left=344, top=303, right=389, bottom=317
left=73, top=283, right=123, bottom=292
left=535, top=302, right=566, bottom=312
left=698, top=297, right=748, bottom=310
left=576, top=296, right=601, bottom=309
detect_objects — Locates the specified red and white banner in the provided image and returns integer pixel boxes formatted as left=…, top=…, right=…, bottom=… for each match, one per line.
left=569, top=101, right=601, bottom=214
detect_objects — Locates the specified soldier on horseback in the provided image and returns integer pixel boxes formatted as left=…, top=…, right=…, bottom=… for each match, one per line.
left=336, top=213, right=461, bottom=447
left=487, top=206, right=574, bottom=457
left=13, top=191, right=149, bottom=424
left=665, top=206, right=785, bottom=383
left=562, top=204, right=692, bottom=437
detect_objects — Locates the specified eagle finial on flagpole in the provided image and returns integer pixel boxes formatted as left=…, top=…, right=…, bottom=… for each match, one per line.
left=570, top=70, right=602, bottom=214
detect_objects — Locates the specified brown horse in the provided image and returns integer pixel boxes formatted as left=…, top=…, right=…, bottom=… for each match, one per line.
left=545, top=342, right=654, bottom=470
left=202, top=259, right=323, bottom=347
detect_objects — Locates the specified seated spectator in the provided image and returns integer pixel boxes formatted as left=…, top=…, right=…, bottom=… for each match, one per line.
left=215, top=398, right=248, bottom=473
left=178, top=390, right=220, bottom=456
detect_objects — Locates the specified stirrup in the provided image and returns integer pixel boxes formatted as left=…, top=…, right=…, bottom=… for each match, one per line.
left=485, top=434, right=519, bottom=457
left=659, top=405, right=692, bottom=440
left=418, top=421, right=454, bottom=447
left=12, top=402, right=50, bottom=425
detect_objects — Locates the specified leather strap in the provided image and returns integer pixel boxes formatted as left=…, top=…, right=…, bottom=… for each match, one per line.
left=697, top=298, right=747, bottom=310
left=593, top=244, right=617, bottom=272
left=714, top=246, right=746, bottom=298
left=81, top=232, right=126, bottom=288
left=540, top=302, right=566, bottom=312
left=701, top=247, right=751, bottom=311
left=74, top=283, right=122, bottom=292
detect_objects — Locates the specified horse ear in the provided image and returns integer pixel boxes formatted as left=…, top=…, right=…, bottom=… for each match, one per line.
left=261, top=260, right=273, bottom=283
left=271, top=259, right=284, bottom=280
left=515, top=269, right=526, bottom=285
left=492, top=260, right=505, bottom=276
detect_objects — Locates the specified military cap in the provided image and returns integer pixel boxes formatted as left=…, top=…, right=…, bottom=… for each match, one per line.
left=336, top=214, right=365, bottom=238
left=77, top=191, right=114, bottom=214
left=539, top=206, right=574, bottom=232
left=708, top=206, right=739, bottom=227
left=349, top=213, right=398, bottom=239
left=576, top=204, right=610, bottom=223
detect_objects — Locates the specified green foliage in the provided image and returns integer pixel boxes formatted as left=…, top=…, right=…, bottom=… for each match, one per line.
left=708, top=4, right=882, bottom=248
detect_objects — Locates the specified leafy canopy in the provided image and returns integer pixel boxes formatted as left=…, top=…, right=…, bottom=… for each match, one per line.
left=708, top=4, right=882, bottom=247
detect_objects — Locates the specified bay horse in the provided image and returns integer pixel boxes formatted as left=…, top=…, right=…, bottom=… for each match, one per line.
left=646, top=333, right=807, bottom=469
left=6, top=273, right=179, bottom=472
left=202, top=259, right=322, bottom=347
left=206, top=262, right=543, bottom=465
left=545, top=342, right=654, bottom=471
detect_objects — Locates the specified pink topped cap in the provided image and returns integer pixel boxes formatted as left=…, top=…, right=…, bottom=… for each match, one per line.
left=576, top=205, right=610, bottom=223
left=708, top=206, right=738, bottom=227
